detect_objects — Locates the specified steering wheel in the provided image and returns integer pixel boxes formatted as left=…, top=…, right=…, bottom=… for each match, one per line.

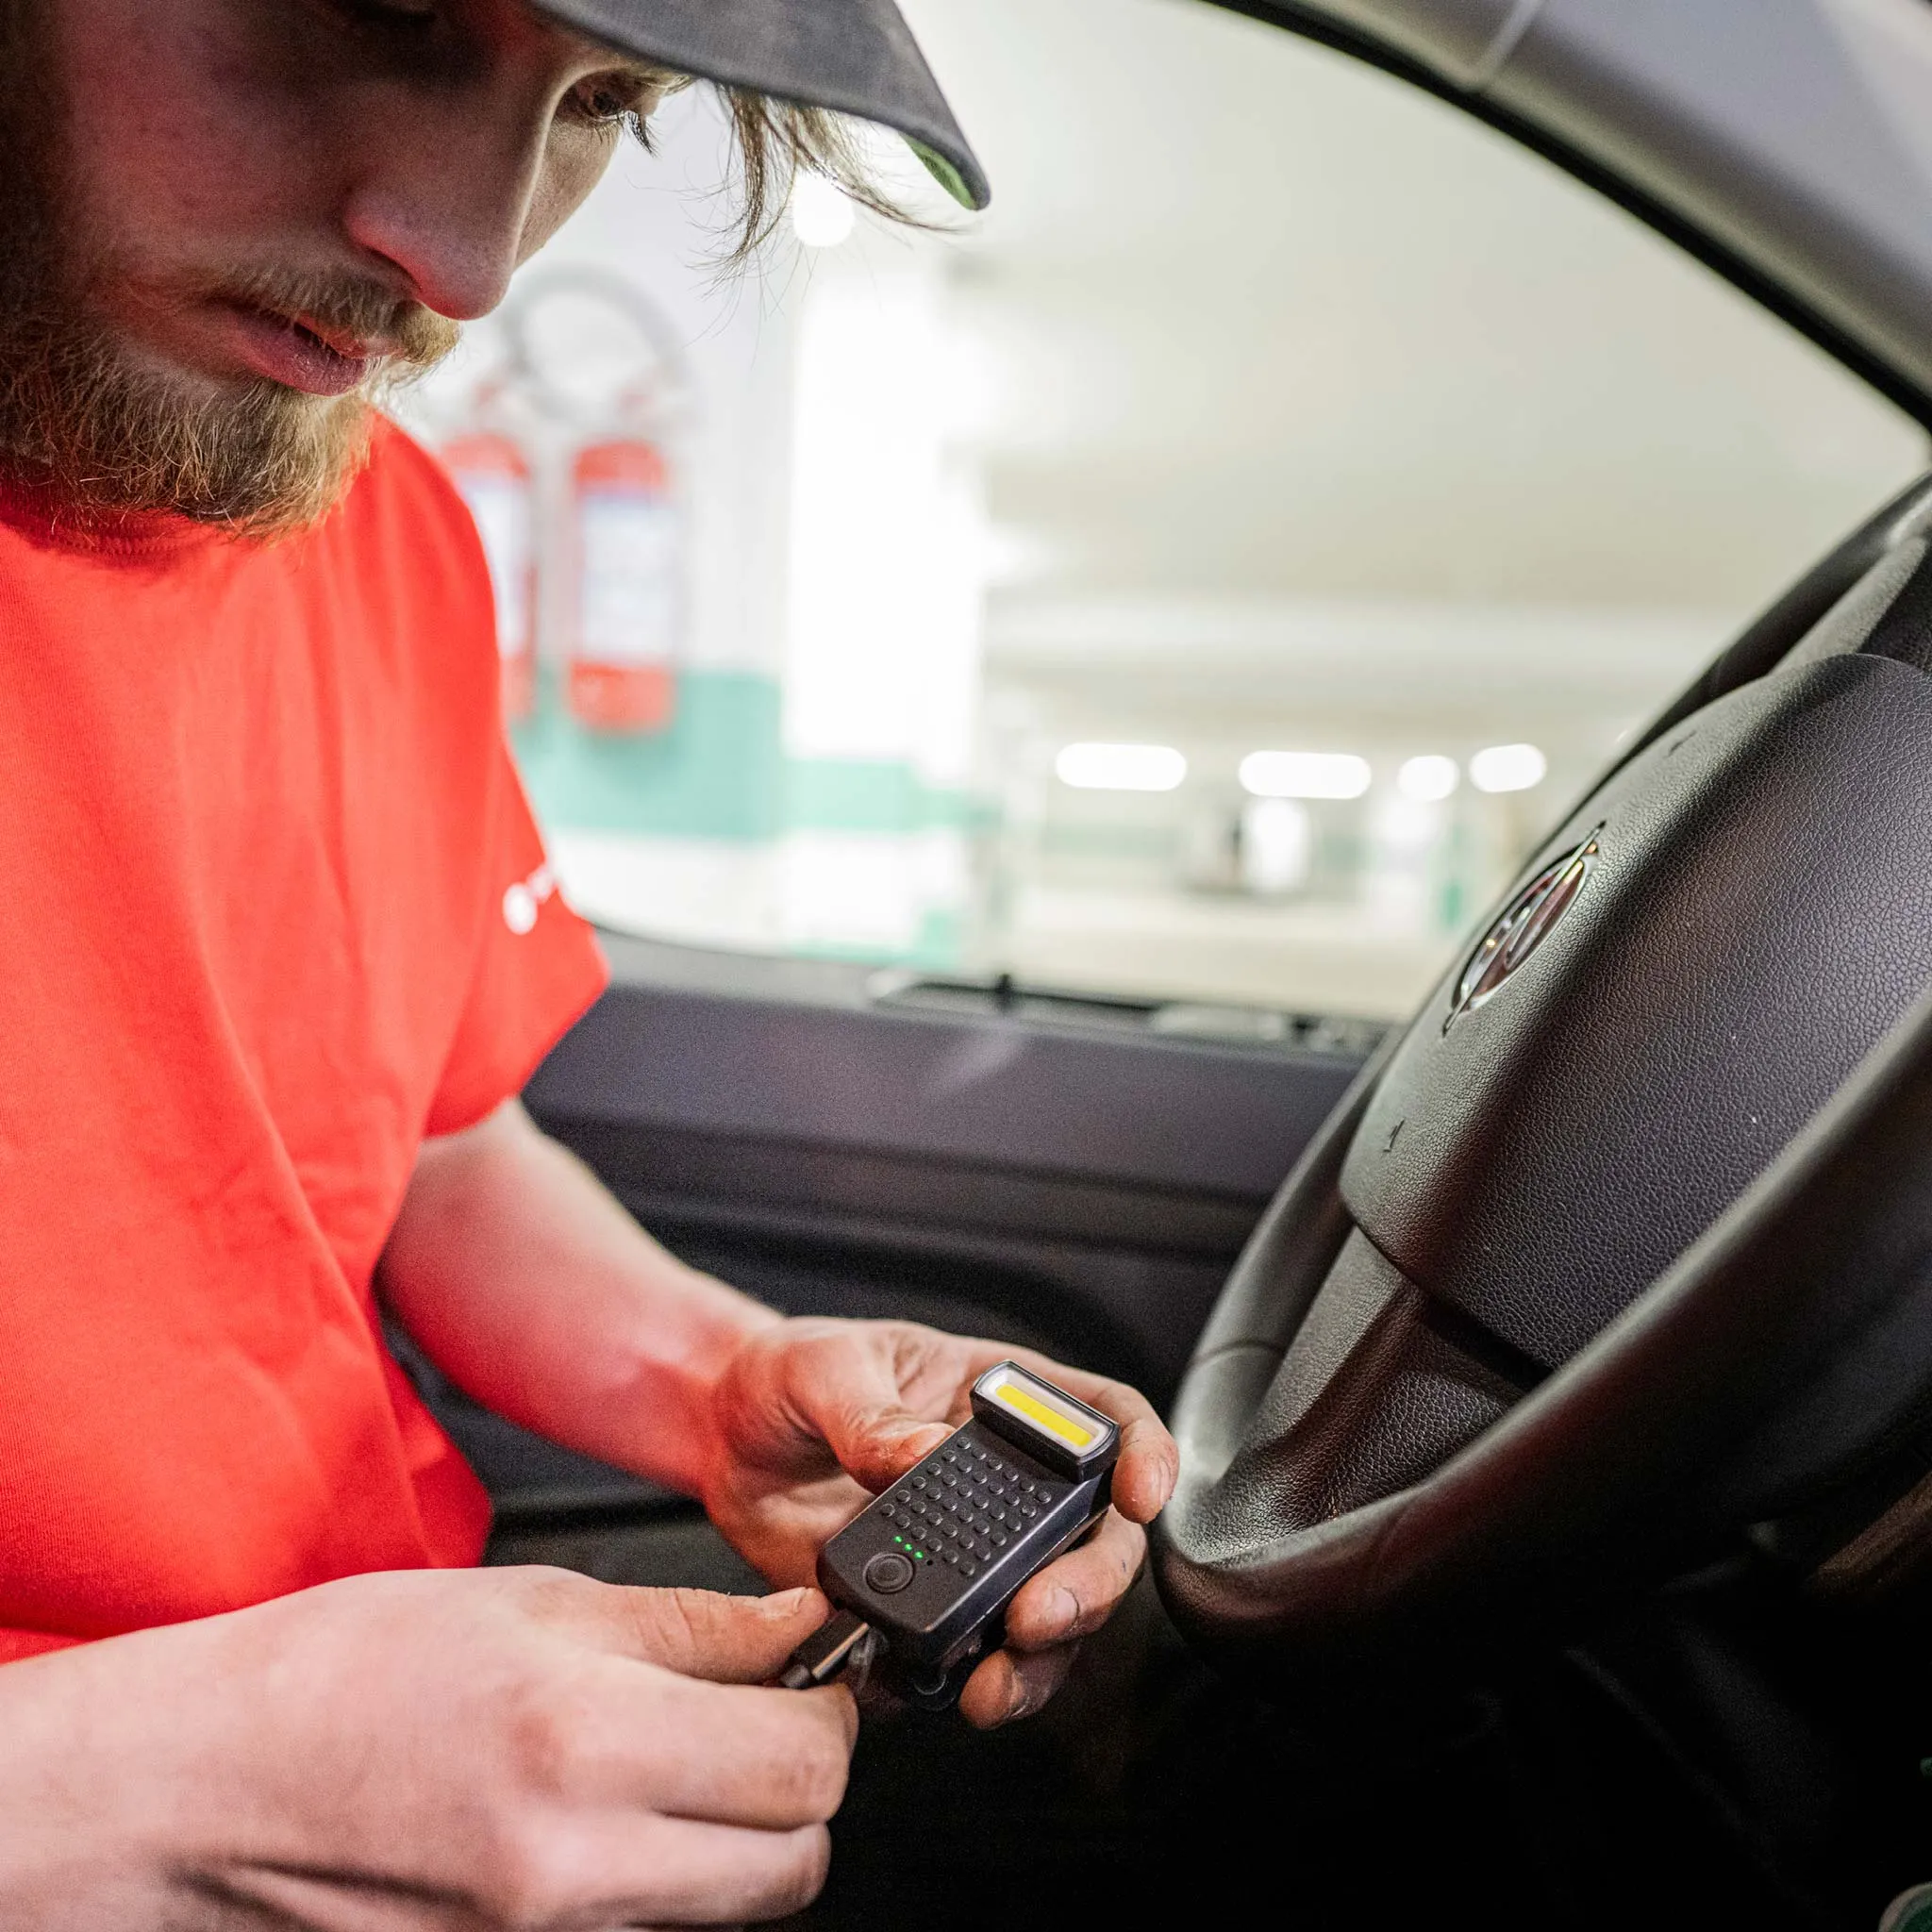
left=1155, top=480, right=1932, bottom=1701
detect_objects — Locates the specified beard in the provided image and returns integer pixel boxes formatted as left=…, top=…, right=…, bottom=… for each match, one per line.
left=0, top=266, right=461, bottom=538
left=0, top=3, right=458, bottom=538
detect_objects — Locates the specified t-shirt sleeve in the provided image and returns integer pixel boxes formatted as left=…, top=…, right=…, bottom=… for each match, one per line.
left=425, top=741, right=608, bottom=1138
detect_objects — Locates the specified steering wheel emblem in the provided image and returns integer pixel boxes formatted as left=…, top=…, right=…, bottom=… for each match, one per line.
left=1444, top=829, right=1601, bottom=1032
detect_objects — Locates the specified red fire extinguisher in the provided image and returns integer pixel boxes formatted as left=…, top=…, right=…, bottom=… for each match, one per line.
left=440, top=425, right=537, bottom=724
left=566, top=429, right=679, bottom=733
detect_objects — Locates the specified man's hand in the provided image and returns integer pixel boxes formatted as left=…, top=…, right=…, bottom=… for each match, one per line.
left=0, top=1568, right=853, bottom=1930
left=384, top=1111, right=1178, bottom=1727
left=697, top=1319, right=1180, bottom=1730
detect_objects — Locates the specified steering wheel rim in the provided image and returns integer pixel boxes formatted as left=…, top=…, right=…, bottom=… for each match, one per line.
left=1155, top=493, right=1932, bottom=1700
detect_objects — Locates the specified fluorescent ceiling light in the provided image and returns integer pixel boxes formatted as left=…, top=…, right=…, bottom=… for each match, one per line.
left=1397, top=754, right=1459, bottom=802
left=1055, top=741, right=1187, bottom=791
left=1470, top=742, right=1548, bottom=793
left=791, top=175, right=857, bottom=248
left=1239, top=750, right=1371, bottom=800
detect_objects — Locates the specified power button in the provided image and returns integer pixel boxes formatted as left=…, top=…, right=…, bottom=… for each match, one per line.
left=862, top=1552, right=915, bottom=1594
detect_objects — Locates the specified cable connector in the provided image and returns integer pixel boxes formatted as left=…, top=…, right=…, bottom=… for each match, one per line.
left=774, top=1609, right=879, bottom=1690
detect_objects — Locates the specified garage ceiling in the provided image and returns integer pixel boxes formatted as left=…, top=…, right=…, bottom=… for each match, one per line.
left=898, top=0, right=1925, bottom=619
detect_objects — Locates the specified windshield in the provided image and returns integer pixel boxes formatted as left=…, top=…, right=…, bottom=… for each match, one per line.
left=403, top=0, right=1928, bottom=1023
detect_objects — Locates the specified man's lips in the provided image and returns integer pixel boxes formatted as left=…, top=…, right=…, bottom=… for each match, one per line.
left=218, top=301, right=381, bottom=397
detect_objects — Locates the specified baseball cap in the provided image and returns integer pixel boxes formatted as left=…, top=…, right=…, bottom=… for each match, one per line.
left=530, top=0, right=990, bottom=209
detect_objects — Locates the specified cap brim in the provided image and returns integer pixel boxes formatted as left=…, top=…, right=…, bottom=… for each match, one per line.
left=531, top=0, right=990, bottom=209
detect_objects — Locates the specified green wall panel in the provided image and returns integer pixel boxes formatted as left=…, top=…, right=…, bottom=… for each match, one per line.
left=513, top=669, right=784, bottom=841
left=516, top=668, right=979, bottom=841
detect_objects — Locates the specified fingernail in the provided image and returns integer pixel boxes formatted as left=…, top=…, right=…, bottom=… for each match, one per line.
left=760, top=1587, right=815, bottom=1616
left=1044, top=1585, right=1078, bottom=1635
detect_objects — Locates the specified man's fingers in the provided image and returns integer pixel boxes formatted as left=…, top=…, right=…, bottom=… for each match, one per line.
left=1000, top=1351, right=1178, bottom=1524
left=721, top=1320, right=1177, bottom=1516
left=555, top=1665, right=858, bottom=1829
left=1111, top=1413, right=1180, bottom=1524
left=220, top=1802, right=835, bottom=1927
left=551, top=1813, right=833, bottom=1926
left=958, top=1642, right=1076, bottom=1729
left=517, top=1572, right=832, bottom=1682
left=772, top=1324, right=960, bottom=1492
left=499, top=1572, right=863, bottom=1830
left=572, top=1814, right=834, bottom=1926
left=813, top=1332, right=1177, bottom=1509
left=461, top=1810, right=833, bottom=1928
left=215, top=1794, right=835, bottom=1928
left=611, top=1584, right=832, bottom=1682
left=1000, top=1510, right=1146, bottom=1651
left=854, top=1417, right=952, bottom=1489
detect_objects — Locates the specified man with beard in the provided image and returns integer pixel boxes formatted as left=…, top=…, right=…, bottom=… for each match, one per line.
left=0, top=1, right=1178, bottom=1924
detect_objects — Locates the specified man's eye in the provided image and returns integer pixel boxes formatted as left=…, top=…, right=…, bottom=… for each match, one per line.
left=562, top=69, right=672, bottom=139
left=569, top=79, right=641, bottom=124
left=575, top=86, right=626, bottom=122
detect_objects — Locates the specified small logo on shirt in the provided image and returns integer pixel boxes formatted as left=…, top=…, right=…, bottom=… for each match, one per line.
left=502, top=861, right=557, bottom=936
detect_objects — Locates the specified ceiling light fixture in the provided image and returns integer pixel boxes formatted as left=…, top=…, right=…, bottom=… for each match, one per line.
left=1397, top=754, right=1459, bottom=802
left=1470, top=742, right=1548, bottom=793
left=1239, top=750, right=1371, bottom=800
left=1055, top=742, right=1188, bottom=792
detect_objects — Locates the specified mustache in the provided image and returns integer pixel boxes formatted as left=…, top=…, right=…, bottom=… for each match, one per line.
left=200, top=264, right=461, bottom=372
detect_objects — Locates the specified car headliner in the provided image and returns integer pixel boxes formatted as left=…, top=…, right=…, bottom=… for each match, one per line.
left=1219, top=0, right=1932, bottom=427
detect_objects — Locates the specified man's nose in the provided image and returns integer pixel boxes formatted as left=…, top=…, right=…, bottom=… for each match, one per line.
left=339, top=89, right=552, bottom=322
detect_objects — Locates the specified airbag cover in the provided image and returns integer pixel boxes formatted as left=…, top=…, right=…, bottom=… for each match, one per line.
left=1342, top=654, right=1932, bottom=1368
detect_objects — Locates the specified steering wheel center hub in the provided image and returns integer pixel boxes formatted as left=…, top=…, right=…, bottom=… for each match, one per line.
left=1445, top=831, right=1600, bottom=1033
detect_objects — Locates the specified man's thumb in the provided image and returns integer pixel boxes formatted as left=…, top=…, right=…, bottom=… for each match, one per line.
left=835, top=1411, right=952, bottom=1492
left=608, top=1584, right=833, bottom=1682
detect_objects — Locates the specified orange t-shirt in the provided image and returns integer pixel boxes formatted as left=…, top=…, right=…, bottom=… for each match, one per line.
left=0, top=420, right=608, bottom=1662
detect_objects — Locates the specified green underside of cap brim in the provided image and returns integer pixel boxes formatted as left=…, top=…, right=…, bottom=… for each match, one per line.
left=905, top=137, right=980, bottom=210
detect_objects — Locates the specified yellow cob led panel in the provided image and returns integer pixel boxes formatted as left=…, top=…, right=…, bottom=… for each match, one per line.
left=990, top=1374, right=1095, bottom=1448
